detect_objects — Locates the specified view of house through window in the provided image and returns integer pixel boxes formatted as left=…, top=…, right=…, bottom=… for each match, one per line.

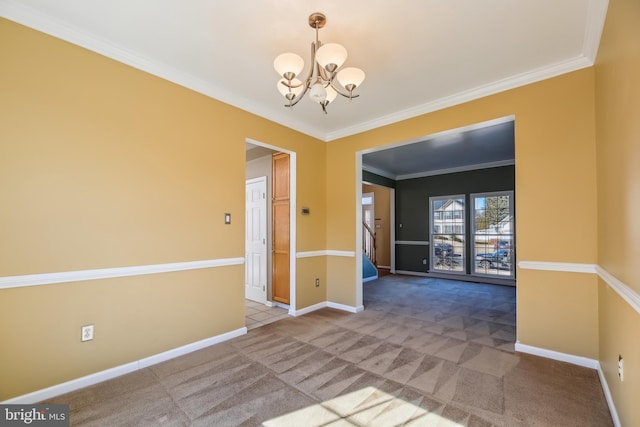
left=429, top=192, right=515, bottom=278
left=430, top=196, right=465, bottom=273
left=472, top=192, right=514, bottom=278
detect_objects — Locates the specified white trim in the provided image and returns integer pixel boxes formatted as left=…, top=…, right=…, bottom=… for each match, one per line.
left=0, top=0, right=327, bottom=142
left=291, top=301, right=364, bottom=316
left=295, top=250, right=356, bottom=258
left=515, top=342, right=621, bottom=426
left=328, top=302, right=364, bottom=313
left=396, top=160, right=515, bottom=181
left=595, top=265, right=640, bottom=315
left=245, top=138, right=298, bottom=320
left=296, top=251, right=328, bottom=258
left=289, top=152, right=298, bottom=316
left=362, top=165, right=396, bottom=181
left=518, top=261, right=640, bottom=315
left=326, top=57, right=592, bottom=141
left=395, top=270, right=430, bottom=277
left=363, top=275, right=378, bottom=283
left=327, top=250, right=356, bottom=257
left=514, top=342, right=599, bottom=370
left=0, top=258, right=245, bottom=290
left=355, top=157, right=364, bottom=310
left=597, top=364, right=622, bottom=427
left=518, top=261, right=597, bottom=274
left=583, top=0, right=609, bottom=63
left=390, top=189, right=396, bottom=274
left=2, top=327, right=247, bottom=404
left=291, top=302, right=327, bottom=317
left=0, top=1, right=605, bottom=143
left=395, top=241, right=430, bottom=246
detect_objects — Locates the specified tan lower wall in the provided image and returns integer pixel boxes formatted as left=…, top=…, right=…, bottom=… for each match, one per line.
left=598, top=278, right=640, bottom=426
left=295, top=257, right=327, bottom=310
left=516, top=269, right=599, bottom=359
left=0, top=266, right=244, bottom=400
left=327, top=256, right=357, bottom=307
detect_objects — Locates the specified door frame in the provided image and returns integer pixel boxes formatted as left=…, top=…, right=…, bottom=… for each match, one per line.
left=246, top=138, right=297, bottom=314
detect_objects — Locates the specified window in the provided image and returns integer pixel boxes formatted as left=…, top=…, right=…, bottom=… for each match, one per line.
left=430, top=196, right=465, bottom=273
left=471, top=191, right=515, bottom=278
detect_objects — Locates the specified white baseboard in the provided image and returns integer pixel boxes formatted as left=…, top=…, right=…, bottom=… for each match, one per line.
left=394, top=270, right=430, bottom=277
left=515, top=342, right=621, bottom=425
left=363, top=275, right=378, bottom=283
left=292, top=302, right=327, bottom=317
left=597, top=364, right=622, bottom=427
left=515, top=342, right=599, bottom=369
left=291, top=301, right=365, bottom=316
left=3, top=327, right=247, bottom=404
left=327, top=301, right=364, bottom=313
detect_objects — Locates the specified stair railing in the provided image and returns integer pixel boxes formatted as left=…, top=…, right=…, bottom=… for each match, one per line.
left=362, top=221, right=377, bottom=267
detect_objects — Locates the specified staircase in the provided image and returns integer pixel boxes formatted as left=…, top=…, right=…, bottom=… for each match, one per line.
left=362, top=221, right=378, bottom=282
left=362, top=254, right=378, bottom=282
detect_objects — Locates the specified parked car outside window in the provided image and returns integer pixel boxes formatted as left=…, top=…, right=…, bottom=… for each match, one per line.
left=476, top=249, right=511, bottom=269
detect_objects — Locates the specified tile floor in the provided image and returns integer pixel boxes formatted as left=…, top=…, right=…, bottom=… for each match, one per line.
left=245, top=299, right=289, bottom=330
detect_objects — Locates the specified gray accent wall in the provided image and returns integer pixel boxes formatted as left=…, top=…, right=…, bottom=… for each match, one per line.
left=395, top=165, right=515, bottom=275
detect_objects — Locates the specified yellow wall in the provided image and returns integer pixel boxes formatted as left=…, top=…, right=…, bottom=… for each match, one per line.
left=594, top=0, right=640, bottom=424
left=329, top=69, right=599, bottom=355
left=4, top=4, right=639, bottom=422
left=0, top=18, right=326, bottom=400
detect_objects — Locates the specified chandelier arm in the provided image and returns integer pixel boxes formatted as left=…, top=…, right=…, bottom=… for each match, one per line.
left=329, top=81, right=360, bottom=99
left=275, top=13, right=363, bottom=114
left=317, top=65, right=332, bottom=83
left=283, top=81, right=311, bottom=108
left=279, top=80, right=304, bottom=90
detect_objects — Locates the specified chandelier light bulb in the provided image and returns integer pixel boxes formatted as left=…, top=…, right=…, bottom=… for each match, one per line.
left=325, top=85, right=338, bottom=104
left=277, top=78, right=304, bottom=101
left=308, top=82, right=327, bottom=103
left=337, top=67, right=366, bottom=93
left=315, top=43, right=347, bottom=73
left=273, top=13, right=364, bottom=113
left=274, top=53, right=304, bottom=80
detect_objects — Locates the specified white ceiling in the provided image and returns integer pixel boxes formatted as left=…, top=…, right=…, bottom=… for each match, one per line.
left=0, top=0, right=608, bottom=142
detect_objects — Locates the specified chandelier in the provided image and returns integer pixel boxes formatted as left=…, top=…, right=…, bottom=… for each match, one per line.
left=274, top=13, right=366, bottom=114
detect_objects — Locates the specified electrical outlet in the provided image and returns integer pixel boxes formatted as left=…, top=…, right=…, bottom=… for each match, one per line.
left=81, top=325, right=94, bottom=342
left=618, top=355, right=624, bottom=381
left=315, top=278, right=320, bottom=287
left=422, top=258, right=427, bottom=265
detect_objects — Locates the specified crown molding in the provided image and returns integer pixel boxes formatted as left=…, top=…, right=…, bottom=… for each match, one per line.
left=396, top=160, right=515, bottom=181
left=362, top=165, right=397, bottom=181
left=0, top=0, right=328, bottom=141
left=583, top=0, right=609, bottom=63
left=326, top=55, right=593, bottom=141
left=1, top=0, right=607, bottom=143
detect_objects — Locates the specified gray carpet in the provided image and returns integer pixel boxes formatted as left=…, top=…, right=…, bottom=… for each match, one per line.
left=45, top=275, right=613, bottom=426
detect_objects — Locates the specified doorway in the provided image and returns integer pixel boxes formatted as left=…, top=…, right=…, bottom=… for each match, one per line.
left=245, top=139, right=297, bottom=314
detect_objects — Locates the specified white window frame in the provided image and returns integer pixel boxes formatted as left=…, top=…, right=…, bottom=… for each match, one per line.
left=470, top=191, right=515, bottom=279
left=429, top=195, right=466, bottom=275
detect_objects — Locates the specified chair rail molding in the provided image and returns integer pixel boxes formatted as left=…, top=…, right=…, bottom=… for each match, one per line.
left=0, top=258, right=245, bottom=290
left=518, top=260, right=640, bottom=315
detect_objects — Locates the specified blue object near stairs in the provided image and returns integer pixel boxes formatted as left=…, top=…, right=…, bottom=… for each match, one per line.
left=363, top=254, right=378, bottom=282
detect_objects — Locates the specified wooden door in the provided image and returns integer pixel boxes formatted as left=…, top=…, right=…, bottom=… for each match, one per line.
left=272, top=153, right=290, bottom=304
